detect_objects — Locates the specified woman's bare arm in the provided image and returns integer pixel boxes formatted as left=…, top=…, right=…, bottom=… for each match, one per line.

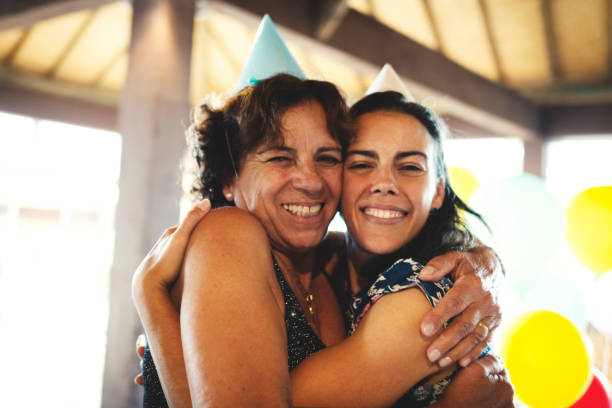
left=132, top=202, right=210, bottom=407
left=291, top=288, right=450, bottom=408
left=180, top=207, right=291, bottom=407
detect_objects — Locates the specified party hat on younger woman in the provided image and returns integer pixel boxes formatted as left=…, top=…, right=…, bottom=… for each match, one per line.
left=234, top=14, right=305, bottom=93
left=365, top=63, right=415, bottom=102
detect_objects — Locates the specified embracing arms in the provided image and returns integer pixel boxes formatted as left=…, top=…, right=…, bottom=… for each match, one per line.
left=133, top=205, right=291, bottom=407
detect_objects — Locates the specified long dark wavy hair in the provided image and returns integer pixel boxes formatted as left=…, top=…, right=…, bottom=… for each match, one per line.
left=348, top=91, right=486, bottom=266
left=185, top=74, right=352, bottom=208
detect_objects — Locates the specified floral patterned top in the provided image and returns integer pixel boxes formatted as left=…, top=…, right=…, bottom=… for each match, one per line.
left=349, top=258, right=455, bottom=407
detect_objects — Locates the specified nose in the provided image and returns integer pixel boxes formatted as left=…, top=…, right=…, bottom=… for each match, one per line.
left=291, top=161, right=325, bottom=196
left=370, top=170, right=398, bottom=196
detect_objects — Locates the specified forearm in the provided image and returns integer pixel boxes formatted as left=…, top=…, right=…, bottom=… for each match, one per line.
left=133, top=277, right=192, bottom=408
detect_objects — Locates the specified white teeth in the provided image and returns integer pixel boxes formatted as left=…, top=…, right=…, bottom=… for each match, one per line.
left=363, top=208, right=404, bottom=219
left=282, top=204, right=322, bottom=217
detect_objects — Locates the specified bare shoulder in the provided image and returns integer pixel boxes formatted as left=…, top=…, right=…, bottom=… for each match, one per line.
left=187, top=207, right=270, bottom=253
left=182, top=206, right=275, bottom=289
left=359, top=288, right=432, bottom=338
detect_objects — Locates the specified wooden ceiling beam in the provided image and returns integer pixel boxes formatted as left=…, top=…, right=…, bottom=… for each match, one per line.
left=214, top=0, right=540, bottom=139
left=608, top=0, right=612, bottom=77
left=540, top=104, right=612, bottom=137
left=0, top=0, right=118, bottom=30
left=0, top=81, right=117, bottom=130
left=478, top=0, right=505, bottom=83
left=541, top=0, right=562, bottom=83
left=421, top=0, right=445, bottom=53
left=312, top=0, right=349, bottom=41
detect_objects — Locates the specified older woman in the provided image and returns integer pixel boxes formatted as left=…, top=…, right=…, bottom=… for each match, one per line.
left=133, top=74, right=510, bottom=407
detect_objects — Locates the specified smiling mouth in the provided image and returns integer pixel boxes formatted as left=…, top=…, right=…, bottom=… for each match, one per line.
left=282, top=203, right=323, bottom=217
left=361, top=207, right=406, bottom=220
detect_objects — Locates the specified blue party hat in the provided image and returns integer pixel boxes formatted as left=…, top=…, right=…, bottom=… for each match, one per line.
left=234, top=14, right=305, bottom=93
left=365, top=63, right=415, bottom=101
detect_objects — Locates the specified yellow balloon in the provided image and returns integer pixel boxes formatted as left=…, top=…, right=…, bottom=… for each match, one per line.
left=567, top=186, right=612, bottom=274
left=501, top=310, right=592, bottom=408
left=448, top=166, right=479, bottom=203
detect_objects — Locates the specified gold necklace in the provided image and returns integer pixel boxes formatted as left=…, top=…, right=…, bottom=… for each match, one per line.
left=282, top=261, right=320, bottom=333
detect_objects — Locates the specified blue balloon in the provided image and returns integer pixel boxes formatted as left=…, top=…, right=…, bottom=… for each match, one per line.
left=469, top=173, right=564, bottom=294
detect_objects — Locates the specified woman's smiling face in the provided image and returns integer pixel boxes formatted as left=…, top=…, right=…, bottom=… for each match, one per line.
left=341, top=110, right=445, bottom=256
left=226, top=100, right=343, bottom=253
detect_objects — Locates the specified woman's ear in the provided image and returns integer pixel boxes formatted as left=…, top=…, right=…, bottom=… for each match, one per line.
left=432, top=177, right=445, bottom=210
left=222, top=185, right=234, bottom=203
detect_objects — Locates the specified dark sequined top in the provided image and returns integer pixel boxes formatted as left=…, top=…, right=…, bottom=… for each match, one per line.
left=272, top=258, right=327, bottom=370
left=140, top=258, right=327, bottom=407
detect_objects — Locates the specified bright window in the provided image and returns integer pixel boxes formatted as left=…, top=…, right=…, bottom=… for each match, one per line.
left=0, top=112, right=121, bottom=407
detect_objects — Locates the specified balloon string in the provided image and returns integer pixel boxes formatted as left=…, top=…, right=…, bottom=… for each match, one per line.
left=603, top=334, right=611, bottom=377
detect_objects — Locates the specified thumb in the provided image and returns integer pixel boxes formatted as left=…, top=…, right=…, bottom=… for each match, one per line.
left=175, top=199, right=211, bottom=239
left=419, top=251, right=463, bottom=281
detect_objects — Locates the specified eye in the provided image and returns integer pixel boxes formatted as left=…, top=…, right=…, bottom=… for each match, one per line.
left=266, top=156, right=292, bottom=163
left=317, top=155, right=342, bottom=166
left=399, top=163, right=425, bottom=174
left=346, top=162, right=374, bottom=171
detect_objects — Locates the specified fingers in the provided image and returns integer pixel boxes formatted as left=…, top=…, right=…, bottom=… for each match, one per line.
left=434, top=317, right=494, bottom=368
left=418, top=251, right=463, bottom=281
left=134, top=373, right=143, bottom=386
left=135, top=334, right=146, bottom=387
left=175, top=199, right=211, bottom=240
left=459, top=340, right=492, bottom=368
left=420, top=275, right=477, bottom=338
left=136, top=334, right=146, bottom=358
left=472, top=354, right=506, bottom=378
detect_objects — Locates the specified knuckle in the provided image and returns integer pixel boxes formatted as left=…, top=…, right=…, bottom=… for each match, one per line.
left=163, top=226, right=176, bottom=236
left=459, top=320, right=474, bottom=337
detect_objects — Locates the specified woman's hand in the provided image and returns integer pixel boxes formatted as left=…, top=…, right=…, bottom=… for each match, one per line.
left=435, top=354, right=515, bottom=408
left=134, top=334, right=146, bottom=386
left=132, top=199, right=211, bottom=294
left=131, top=200, right=210, bottom=400
left=418, top=247, right=503, bottom=367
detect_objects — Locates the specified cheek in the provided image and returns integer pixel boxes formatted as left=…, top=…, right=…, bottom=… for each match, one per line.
left=323, top=168, right=343, bottom=199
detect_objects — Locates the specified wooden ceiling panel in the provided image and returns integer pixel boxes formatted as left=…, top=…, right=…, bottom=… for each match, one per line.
left=0, top=27, right=24, bottom=60
left=190, top=12, right=255, bottom=103
left=206, top=12, right=252, bottom=78
left=347, top=0, right=372, bottom=15
left=552, top=0, right=607, bottom=82
left=54, top=2, right=131, bottom=85
left=429, top=0, right=498, bottom=81
left=199, top=24, right=238, bottom=95
left=485, top=0, right=551, bottom=86
left=98, top=53, right=127, bottom=92
left=190, top=20, right=210, bottom=103
left=293, top=46, right=369, bottom=103
left=369, top=0, right=439, bottom=49
left=10, top=10, right=91, bottom=74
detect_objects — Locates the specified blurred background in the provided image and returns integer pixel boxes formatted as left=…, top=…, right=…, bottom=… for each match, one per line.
left=0, top=0, right=611, bottom=406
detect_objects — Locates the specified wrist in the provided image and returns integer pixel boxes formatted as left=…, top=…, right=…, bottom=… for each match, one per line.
left=132, top=268, right=170, bottom=312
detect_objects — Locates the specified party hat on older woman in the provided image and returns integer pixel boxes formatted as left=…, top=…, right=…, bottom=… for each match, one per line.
left=365, top=63, right=415, bottom=102
left=234, top=14, right=305, bottom=93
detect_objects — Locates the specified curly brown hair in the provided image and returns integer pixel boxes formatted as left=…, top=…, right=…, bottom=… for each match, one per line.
left=186, top=74, right=352, bottom=208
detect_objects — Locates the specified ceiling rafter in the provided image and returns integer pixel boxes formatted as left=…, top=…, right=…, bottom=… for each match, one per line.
left=202, top=21, right=242, bottom=76
left=608, top=0, right=612, bottom=76
left=212, top=0, right=539, bottom=138
left=541, top=0, right=562, bottom=83
left=2, top=27, right=30, bottom=66
left=478, top=0, right=504, bottom=83
left=47, top=9, right=97, bottom=78
left=311, top=0, right=349, bottom=41
left=0, top=0, right=119, bottom=31
left=420, top=0, right=445, bottom=53
left=91, top=44, right=127, bottom=87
